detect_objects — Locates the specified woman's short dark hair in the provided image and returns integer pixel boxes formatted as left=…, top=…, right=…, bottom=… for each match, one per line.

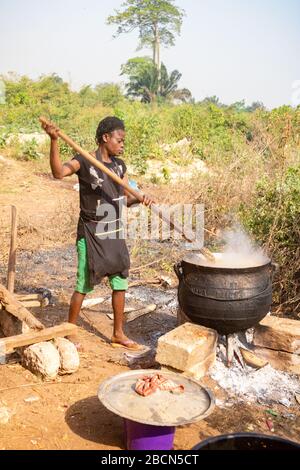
left=96, top=116, right=125, bottom=144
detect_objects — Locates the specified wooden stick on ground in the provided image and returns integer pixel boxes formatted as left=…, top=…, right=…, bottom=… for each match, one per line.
left=106, top=304, right=157, bottom=321
left=0, top=323, right=78, bottom=353
left=128, top=278, right=161, bottom=288
left=7, top=206, right=18, bottom=293
left=16, top=294, right=41, bottom=301
left=18, top=300, right=43, bottom=308
left=0, top=284, right=44, bottom=330
left=126, top=304, right=157, bottom=323
left=16, top=294, right=50, bottom=308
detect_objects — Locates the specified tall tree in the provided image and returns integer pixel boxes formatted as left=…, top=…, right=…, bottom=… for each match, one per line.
left=107, top=0, right=185, bottom=76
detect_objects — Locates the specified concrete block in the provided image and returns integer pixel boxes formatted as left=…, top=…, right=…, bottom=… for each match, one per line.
left=254, top=346, right=300, bottom=375
left=155, top=322, right=218, bottom=373
left=254, top=316, right=300, bottom=354
left=185, top=351, right=216, bottom=380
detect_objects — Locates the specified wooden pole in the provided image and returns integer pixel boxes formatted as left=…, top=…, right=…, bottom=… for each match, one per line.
left=0, top=283, right=44, bottom=330
left=0, top=323, right=78, bottom=353
left=7, top=205, right=18, bottom=293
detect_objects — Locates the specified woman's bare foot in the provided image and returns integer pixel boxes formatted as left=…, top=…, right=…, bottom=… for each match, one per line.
left=111, top=334, right=143, bottom=351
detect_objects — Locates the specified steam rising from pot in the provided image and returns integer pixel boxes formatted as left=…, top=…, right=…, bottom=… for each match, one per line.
left=187, top=228, right=270, bottom=268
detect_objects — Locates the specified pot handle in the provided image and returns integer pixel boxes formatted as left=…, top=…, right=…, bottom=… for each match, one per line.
left=271, top=262, right=279, bottom=274
left=174, top=262, right=184, bottom=281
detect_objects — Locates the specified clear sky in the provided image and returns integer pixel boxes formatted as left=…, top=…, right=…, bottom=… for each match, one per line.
left=0, top=0, right=299, bottom=108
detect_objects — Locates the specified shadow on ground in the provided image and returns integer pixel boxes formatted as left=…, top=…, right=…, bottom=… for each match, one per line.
left=65, top=396, right=125, bottom=449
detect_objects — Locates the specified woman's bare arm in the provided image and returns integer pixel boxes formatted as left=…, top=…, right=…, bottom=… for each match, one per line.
left=123, top=173, right=155, bottom=207
left=42, top=122, right=80, bottom=179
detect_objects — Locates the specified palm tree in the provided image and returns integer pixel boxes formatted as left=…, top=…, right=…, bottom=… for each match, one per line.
left=121, top=57, right=192, bottom=103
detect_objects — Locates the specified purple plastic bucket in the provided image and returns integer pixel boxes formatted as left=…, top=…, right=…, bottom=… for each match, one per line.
left=124, top=419, right=175, bottom=450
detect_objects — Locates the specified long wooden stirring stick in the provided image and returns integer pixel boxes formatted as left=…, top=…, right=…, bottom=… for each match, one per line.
left=40, top=116, right=215, bottom=262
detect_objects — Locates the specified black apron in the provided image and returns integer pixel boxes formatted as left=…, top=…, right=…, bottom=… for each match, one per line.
left=74, top=150, right=130, bottom=287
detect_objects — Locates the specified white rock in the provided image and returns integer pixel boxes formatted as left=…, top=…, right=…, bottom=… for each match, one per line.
left=144, top=157, right=210, bottom=182
left=82, top=297, right=104, bottom=308
left=0, top=407, right=11, bottom=424
left=159, top=276, right=174, bottom=288
left=6, top=132, right=48, bottom=146
left=161, top=138, right=190, bottom=153
left=24, top=395, right=40, bottom=403
left=22, top=342, right=60, bottom=380
left=54, top=338, right=80, bottom=375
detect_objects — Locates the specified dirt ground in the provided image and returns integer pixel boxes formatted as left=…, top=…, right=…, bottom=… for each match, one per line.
left=0, top=156, right=300, bottom=450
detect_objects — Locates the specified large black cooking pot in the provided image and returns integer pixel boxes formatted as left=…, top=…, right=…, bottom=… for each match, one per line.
left=174, top=254, right=273, bottom=335
left=192, top=432, right=300, bottom=450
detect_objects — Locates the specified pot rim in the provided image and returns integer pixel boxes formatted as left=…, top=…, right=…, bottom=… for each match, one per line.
left=182, top=254, right=272, bottom=273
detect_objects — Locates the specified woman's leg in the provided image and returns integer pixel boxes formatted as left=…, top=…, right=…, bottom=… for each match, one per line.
left=68, top=291, right=86, bottom=324
left=67, top=291, right=86, bottom=350
left=111, top=289, right=126, bottom=339
left=71, top=237, right=93, bottom=322
left=110, top=276, right=143, bottom=350
left=67, top=238, right=93, bottom=349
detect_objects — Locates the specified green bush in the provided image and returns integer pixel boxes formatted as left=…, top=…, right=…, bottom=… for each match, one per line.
left=22, top=139, right=41, bottom=161
left=0, top=131, right=7, bottom=148
left=114, top=103, right=162, bottom=174
left=240, top=164, right=300, bottom=304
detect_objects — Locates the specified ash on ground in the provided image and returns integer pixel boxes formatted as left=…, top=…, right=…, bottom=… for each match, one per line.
left=211, top=346, right=300, bottom=408
left=126, top=286, right=177, bottom=310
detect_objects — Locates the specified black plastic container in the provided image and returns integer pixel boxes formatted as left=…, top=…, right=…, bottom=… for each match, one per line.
left=192, top=433, right=300, bottom=450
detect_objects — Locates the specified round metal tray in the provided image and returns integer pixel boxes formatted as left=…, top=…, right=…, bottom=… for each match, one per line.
left=98, top=369, right=215, bottom=427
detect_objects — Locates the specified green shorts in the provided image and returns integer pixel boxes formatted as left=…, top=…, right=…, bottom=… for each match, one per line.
left=75, top=238, right=128, bottom=294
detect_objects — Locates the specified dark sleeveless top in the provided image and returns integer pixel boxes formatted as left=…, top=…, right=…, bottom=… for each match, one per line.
left=72, top=150, right=130, bottom=285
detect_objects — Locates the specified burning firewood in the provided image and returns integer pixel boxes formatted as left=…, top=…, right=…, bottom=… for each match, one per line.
left=240, top=348, right=269, bottom=369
